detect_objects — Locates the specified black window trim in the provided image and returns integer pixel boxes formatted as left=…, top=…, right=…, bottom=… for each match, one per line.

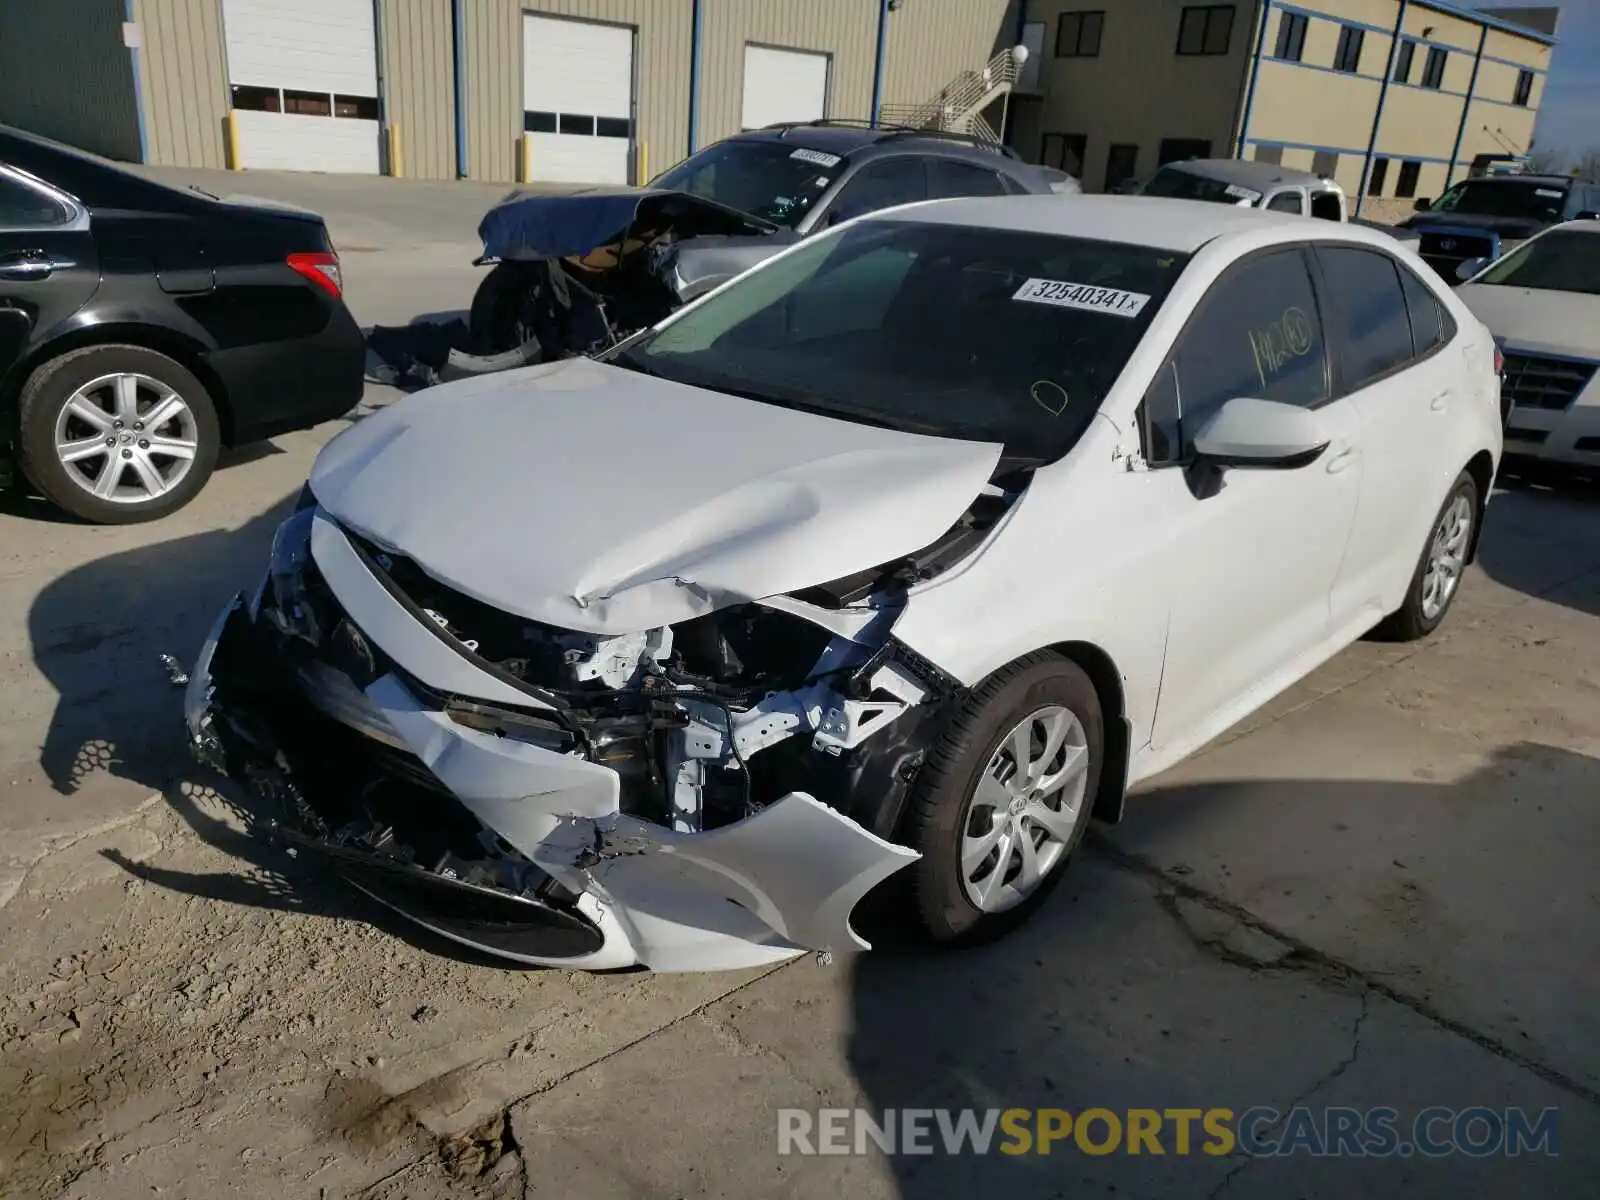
left=1176, top=4, right=1236, bottom=56
left=1307, top=240, right=1457, bottom=397
left=1136, top=242, right=1333, bottom=469
left=0, top=162, right=87, bottom=233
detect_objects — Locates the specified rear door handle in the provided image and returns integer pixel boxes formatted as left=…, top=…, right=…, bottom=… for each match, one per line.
left=1325, top=444, right=1359, bottom=474
left=1430, top=390, right=1452, bottom=411
left=0, top=252, right=53, bottom=281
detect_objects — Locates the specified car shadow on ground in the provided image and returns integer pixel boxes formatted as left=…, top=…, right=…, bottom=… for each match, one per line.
left=1477, top=470, right=1600, bottom=618
left=844, top=743, right=1600, bottom=1199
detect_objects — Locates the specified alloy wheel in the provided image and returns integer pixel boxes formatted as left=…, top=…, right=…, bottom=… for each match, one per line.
left=1420, top=492, right=1474, bottom=621
left=52, top=372, right=200, bottom=505
left=960, top=705, right=1091, bottom=914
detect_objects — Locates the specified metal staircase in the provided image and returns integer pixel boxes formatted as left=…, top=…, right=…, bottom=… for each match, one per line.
left=878, top=47, right=1023, bottom=144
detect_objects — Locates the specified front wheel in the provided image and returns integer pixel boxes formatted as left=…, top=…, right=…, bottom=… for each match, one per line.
left=1374, top=470, right=1479, bottom=641
left=902, top=654, right=1103, bottom=946
left=467, top=262, right=533, bottom=355
left=16, top=344, right=221, bottom=524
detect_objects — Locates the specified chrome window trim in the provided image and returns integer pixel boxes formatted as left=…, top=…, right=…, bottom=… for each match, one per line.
left=0, top=162, right=90, bottom=233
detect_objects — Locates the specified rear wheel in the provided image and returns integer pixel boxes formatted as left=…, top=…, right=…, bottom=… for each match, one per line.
left=16, top=344, right=220, bottom=524
left=467, top=262, right=533, bottom=355
left=1374, top=470, right=1478, bottom=641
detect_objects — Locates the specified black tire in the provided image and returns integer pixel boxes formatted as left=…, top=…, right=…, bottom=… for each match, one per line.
left=467, top=262, right=532, bottom=355
left=1374, top=469, right=1479, bottom=642
left=16, top=344, right=221, bottom=524
left=902, top=653, right=1103, bottom=946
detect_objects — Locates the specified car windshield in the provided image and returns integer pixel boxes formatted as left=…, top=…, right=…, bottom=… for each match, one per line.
left=1141, top=166, right=1259, bottom=206
left=611, top=219, right=1189, bottom=462
left=1474, top=228, right=1600, bottom=295
left=652, top=140, right=842, bottom=227
left=1430, top=179, right=1569, bottom=221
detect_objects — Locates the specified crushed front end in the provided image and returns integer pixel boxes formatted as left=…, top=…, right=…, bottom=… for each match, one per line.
left=182, top=496, right=993, bottom=972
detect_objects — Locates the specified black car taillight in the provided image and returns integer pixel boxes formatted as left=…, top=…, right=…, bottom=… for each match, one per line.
left=287, top=251, right=343, bottom=299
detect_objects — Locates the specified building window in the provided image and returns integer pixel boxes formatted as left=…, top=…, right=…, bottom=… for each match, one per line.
left=1368, top=157, right=1390, bottom=195
left=1393, top=39, right=1416, bottom=83
left=1312, top=151, right=1339, bottom=178
left=1273, top=12, right=1307, bottom=62
left=283, top=89, right=333, bottom=117
left=1177, top=6, right=1234, bottom=56
left=1254, top=144, right=1284, bottom=165
left=524, top=111, right=558, bottom=132
left=1421, top=46, right=1447, bottom=89
left=1042, top=132, right=1088, bottom=176
left=1395, top=160, right=1422, bottom=198
left=231, top=84, right=281, bottom=113
left=1055, top=11, right=1104, bottom=57
left=1158, top=138, right=1212, bottom=165
left=334, top=95, right=378, bottom=121
left=1334, top=26, right=1364, bottom=73
left=1513, top=68, right=1534, bottom=106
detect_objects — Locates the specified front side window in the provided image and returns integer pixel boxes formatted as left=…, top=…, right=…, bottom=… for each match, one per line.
left=826, top=158, right=929, bottom=223
left=615, top=220, right=1190, bottom=462
left=652, top=140, right=842, bottom=227
left=1267, top=191, right=1304, bottom=214
left=1143, top=248, right=1327, bottom=462
left=1178, top=5, right=1235, bottom=55
left=1314, top=246, right=1415, bottom=389
left=1475, top=230, right=1600, bottom=296
left=1429, top=179, right=1569, bottom=222
left=1056, top=11, right=1104, bottom=57
left=0, top=171, right=72, bottom=228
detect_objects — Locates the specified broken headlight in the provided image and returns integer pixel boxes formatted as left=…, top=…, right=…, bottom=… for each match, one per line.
left=261, top=507, right=321, bottom=646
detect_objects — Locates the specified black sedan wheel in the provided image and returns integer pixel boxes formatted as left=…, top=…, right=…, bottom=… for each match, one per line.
left=17, top=344, right=221, bottom=524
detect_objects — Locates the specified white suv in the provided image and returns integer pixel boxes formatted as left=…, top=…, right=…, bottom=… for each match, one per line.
left=184, top=195, right=1503, bottom=973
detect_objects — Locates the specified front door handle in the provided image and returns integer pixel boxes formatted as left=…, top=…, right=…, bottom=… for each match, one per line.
left=1325, top=444, right=1359, bottom=474
left=0, top=252, right=53, bottom=281
left=1430, top=390, right=1452, bottom=411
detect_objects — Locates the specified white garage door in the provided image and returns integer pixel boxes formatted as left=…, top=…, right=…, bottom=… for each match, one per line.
left=223, top=0, right=381, bottom=174
left=741, top=46, right=829, bottom=131
left=523, top=15, right=634, bottom=186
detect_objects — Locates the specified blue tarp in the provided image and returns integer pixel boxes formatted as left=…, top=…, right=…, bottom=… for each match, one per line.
left=477, top=189, right=658, bottom=261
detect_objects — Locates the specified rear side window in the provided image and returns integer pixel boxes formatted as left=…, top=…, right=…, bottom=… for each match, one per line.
left=1143, top=248, right=1328, bottom=462
left=1313, top=246, right=1413, bottom=389
left=0, top=172, right=72, bottom=228
left=828, top=158, right=929, bottom=223
left=1266, top=192, right=1304, bottom=214
left=1397, top=261, right=1454, bottom=355
left=928, top=158, right=1009, bottom=199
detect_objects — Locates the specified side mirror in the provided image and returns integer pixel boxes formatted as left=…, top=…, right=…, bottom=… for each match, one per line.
left=1191, top=397, right=1330, bottom=469
left=1413, top=197, right=1433, bottom=212
left=1455, top=256, right=1490, bottom=281
left=1576, top=210, right=1600, bottom=221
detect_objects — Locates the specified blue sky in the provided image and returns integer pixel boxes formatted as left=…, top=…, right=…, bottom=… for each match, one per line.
left=1522, top=0, right=1599, bottom=157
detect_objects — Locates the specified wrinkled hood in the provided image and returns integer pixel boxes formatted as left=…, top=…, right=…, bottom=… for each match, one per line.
left=309, top=358, right=1003, bottom=634
left=478, top=188, right=777, bottom=261
left=1456, top=284, right=1600, bottom=359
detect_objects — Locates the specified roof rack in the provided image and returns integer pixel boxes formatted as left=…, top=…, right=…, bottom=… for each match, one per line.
left=757, top=119, right=1021, bottom=160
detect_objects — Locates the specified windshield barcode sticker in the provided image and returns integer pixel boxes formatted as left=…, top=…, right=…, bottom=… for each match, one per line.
left=790, top=148, right=842, bottom=168
left=1012, top=278, right=1151, bottom=318
left=1224, top=184, right=1260, bottom=201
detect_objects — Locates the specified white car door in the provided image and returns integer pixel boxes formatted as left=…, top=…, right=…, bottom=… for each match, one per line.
left=1312, top=244, right=1469, bottom=625
left=1139, top=246, right=1364, bottom=757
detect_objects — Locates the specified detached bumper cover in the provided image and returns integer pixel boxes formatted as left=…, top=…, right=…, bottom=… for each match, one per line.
left=183, top=585, right=919, bottom=973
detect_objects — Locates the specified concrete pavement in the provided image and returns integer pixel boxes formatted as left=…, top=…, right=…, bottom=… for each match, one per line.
left=0, top=170, right=1597, bottom=1199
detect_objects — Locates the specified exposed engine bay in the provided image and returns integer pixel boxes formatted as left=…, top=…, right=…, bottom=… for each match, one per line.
left=184, top=451, right=1030, bottom=972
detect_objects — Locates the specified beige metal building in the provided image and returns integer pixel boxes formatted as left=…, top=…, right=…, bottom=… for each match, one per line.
left=1010, top=0, right=1557, bottom=214
left=0, top=0, right=1022, bottom=184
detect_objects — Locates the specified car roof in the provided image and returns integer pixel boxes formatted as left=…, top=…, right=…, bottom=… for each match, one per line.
left=1161, top=157, right=1328, bottom=189
left=729, top=123, right=1022, bottom=164
left=1459, top=173, right=1578, bottom=187
left=876, top=193, right=1351, bottom=252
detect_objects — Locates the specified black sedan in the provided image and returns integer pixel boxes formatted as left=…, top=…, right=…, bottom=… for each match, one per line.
left=0, top=125, right=365, bottom=522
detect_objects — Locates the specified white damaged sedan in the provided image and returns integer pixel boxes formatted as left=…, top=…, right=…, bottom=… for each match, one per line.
left=184, top=196, right=1502, bottom=972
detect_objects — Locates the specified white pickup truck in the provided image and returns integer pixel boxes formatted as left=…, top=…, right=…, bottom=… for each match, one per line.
left=1139, top=158, right=1422, bottom=246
